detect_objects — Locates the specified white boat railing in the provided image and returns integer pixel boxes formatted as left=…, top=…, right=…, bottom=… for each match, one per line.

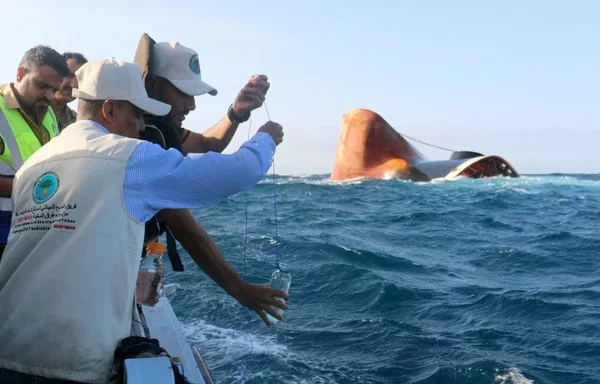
left=140, top=296, right=215, bottom=384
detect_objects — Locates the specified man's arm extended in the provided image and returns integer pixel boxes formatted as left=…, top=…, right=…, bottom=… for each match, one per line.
left=181, top=74, right=270, bottom=155
left=128, top=123, right=283, bottom=222
left=0, top=177, right=13, bottom=198
left=181, top=115, right=240, bottom=154
left=158, top=209, right=288, bottom=327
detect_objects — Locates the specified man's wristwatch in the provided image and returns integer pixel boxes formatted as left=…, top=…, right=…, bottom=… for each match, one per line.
left=227, top=104, right=251, bottom=123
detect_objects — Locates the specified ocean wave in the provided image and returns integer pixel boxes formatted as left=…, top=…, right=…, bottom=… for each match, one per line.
left=178, top=172, right=600, bottom=383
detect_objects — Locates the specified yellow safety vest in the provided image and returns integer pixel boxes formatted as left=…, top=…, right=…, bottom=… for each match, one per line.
left=0, top=95, right=59, bottom=211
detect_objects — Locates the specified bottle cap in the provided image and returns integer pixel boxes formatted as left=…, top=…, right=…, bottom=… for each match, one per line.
left=277, top=262, right=290, bottom=273
left=146, top=241, right=166, bottom=255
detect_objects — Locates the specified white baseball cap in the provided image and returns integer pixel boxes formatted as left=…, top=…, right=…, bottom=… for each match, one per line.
left=73, top=59, right=171, bottom=116
left=150, top=41, right=218, bottom=97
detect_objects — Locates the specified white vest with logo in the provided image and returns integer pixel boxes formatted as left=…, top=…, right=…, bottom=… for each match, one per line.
left=0, top=121, right=144, bottom=383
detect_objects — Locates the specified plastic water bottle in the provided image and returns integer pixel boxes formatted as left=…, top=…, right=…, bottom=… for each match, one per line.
left=136, top=242, right=166, bottom=307
left=267, top=263, right=292, bottom=323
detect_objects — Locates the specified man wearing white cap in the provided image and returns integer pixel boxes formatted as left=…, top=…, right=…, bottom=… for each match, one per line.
left=133, top=33, right=287, bottom=328
left=134, top=33, right=269, bottom=154
left=0, top=59, right=285, bottom=383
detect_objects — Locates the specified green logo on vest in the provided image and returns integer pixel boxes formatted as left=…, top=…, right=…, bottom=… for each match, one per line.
left=33, top=172, right=59, bottom=204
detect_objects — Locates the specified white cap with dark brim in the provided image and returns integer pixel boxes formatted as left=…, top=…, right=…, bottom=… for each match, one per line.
left=150, top=41, right=218, bottom=97
left=73, top=59, right=171, bottom=116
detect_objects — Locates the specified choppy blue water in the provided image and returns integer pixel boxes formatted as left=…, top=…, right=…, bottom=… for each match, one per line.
left=167, top=174, right=600, bottom=384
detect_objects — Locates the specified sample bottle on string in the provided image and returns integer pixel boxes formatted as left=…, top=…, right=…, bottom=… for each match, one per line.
left=267, top=263, right=292, bottom=323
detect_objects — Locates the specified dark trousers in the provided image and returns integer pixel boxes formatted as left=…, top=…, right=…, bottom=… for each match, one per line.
left=0, top=368, right=85, bottom=384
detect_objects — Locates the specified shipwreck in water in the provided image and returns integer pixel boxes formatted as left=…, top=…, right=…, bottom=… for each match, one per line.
left=330, top=108, right=519, bottom=182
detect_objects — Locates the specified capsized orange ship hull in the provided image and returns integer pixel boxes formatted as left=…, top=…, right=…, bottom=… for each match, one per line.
left=330, top=109, right=518, bottom=182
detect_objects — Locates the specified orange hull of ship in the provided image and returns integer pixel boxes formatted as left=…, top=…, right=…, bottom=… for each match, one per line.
left=330, top=108, right=518, bottom=181
left=331, top=109, right=426, bottom=181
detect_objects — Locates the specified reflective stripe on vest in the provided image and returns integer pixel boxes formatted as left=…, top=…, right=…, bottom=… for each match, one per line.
left=0, top=95, right=59, bottom=211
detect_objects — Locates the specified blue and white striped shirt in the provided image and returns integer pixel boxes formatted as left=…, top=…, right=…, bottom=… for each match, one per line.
left=84, top=121, right=275, bottom=222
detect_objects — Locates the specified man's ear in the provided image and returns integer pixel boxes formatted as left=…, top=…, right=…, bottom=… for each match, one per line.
left=16, top=67, right=28, bottom=82
left=101, top=100, right=115, bottom=122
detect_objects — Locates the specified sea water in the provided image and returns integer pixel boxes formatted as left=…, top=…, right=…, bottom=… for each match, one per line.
left=167, top=174, right=600, bottom=384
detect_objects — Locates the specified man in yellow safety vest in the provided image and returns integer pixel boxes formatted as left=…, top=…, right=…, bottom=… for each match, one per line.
left=0, top=45, right=69, bottom=256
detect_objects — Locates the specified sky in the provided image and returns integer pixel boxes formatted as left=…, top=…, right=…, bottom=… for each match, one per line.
left=2, top=1, right=598, bottom=175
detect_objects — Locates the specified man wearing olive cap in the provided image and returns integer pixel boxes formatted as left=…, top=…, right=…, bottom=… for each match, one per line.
left=0, top=58, right=284, bottom=383
left=134, top=33, right=288, bottom=328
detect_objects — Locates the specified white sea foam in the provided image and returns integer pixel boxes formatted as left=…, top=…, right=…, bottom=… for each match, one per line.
left=260, top=234, right=278, bottom=245
left=495, top=367, right=534, bottom=384
left=260, top=174, right=600, bottom=189
left=340, top=245, right=362, bottom=255
left=181, top=319, right=290, bottom=369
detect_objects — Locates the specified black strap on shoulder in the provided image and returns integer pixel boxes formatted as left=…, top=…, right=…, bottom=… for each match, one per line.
left=165, top=228, right=184, bottom=272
